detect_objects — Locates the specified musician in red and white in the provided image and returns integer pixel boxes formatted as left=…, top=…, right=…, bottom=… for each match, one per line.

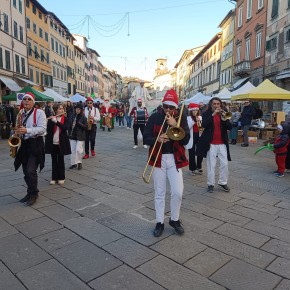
left=130, top=98, right=148, bottom=149
left=101, top=99, right=113, bottom=132
left=83, top=97, right=100, bottom=159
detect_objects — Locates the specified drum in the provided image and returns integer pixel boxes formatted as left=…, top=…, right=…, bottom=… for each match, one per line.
left=136, top=110, right=146, bottom=125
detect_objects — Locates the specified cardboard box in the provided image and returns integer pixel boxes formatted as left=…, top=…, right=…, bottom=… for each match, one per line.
left=248, top=131, right=258, bottom=137
left=248, top=137, right=257, bottom=144
left=261, top=130, right=273, bottom=140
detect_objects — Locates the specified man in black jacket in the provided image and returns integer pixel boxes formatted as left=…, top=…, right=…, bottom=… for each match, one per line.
left=240, top=100, right=255, bottom=147
left=196, top=97, right=232, bottom=193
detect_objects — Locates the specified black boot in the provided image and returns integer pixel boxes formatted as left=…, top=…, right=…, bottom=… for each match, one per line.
left=232, top=139, right=236, bottom=145
left=153, top=222, right=164, bottom=237
left=108, top=128, right=111, bottom=132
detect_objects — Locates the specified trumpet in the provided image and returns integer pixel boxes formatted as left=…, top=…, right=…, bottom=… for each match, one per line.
left=220, top=109, right=232, bottom=121
left=142, top=103, right=186, bottom=183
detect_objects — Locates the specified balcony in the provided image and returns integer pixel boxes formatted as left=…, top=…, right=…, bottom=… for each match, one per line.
left=234, top=60, right=251, bottom=76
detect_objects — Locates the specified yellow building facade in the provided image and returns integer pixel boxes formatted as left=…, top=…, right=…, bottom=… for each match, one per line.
left=25, top=0, right=51, bottom=87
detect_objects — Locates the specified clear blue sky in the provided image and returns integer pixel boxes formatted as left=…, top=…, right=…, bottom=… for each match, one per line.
left=39, top=0, right=235, bottom=81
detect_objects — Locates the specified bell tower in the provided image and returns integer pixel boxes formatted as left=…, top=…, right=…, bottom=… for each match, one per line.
left=155, top=58, right=168, bottom=76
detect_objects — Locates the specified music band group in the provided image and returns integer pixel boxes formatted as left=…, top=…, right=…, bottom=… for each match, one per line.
left=9, top=88, right=234, bottom=237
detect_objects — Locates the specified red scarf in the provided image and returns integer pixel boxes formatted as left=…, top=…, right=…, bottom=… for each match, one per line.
left=53, top=115, right=65, bottom=135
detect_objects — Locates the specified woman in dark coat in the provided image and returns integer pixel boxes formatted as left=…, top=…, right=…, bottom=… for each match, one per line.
left=45, top=104, right=71, bottom=185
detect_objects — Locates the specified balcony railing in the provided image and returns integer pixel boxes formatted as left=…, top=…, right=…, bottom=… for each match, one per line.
left=234, top=60, right=251, bottom=75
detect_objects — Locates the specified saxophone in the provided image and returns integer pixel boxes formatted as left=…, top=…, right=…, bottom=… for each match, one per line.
left=8, top=110, right=22, bottom=158
left=87, top=109, right=92, bottom=131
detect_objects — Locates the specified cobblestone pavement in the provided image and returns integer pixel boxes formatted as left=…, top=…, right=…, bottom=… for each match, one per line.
left=0, top=126, right=290, bottom=290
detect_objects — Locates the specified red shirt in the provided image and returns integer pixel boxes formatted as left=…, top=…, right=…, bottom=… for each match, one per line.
left=211, top=114, right=223, bottom=144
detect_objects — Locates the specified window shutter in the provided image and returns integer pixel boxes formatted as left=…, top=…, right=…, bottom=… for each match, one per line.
left=271, top=0, right=279, bottom=19
left=266, top=40, right=271, bottom=51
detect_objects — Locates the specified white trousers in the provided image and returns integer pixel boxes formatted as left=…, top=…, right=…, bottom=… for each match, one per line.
left=206, top=144, right=228, bottom=186
left=152, top=154, right=184, bottom=223
left=70, top=140, right=84, bottom=165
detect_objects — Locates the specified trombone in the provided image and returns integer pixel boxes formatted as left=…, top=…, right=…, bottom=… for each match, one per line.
left=142, top=102, right=186, bottom=183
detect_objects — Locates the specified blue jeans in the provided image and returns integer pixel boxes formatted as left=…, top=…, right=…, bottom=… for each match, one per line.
left=126, top=115, right=132, bottom=128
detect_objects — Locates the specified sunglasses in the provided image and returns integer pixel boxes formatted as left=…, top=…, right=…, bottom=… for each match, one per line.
left=163, top=104, right=175, bottom=110
left=87, top=102, right=93, bottom=104
left=23, top=98, right=33, bottom=101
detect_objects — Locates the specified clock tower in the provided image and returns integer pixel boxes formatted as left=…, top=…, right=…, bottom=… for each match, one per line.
left=155, top=58, right=168, bottom=76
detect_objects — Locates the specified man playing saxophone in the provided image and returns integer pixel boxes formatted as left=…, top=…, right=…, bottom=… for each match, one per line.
left=83, top=97, right=100, bottom=159
left=14, top=92, right=47, bottom=206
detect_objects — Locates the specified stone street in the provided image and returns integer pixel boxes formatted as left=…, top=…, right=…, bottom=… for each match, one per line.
left=0, top=126, right=290, bottom=290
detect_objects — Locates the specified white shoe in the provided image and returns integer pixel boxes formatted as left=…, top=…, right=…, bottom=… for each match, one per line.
left=133, top=145, right=138, bottom=149
left=58, top=180, right=65, bottom=185
left=143, top=145, right=148, bottom=149
left=50, top=180, right=56, bottom=185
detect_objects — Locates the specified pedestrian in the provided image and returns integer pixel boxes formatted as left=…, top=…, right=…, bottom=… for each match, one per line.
left=229, top=105, right=241, bottom=145
left=143, top=89, right=190, bottom=237
left=130, top=98, right=149, bottom=149
left=132, top=81, right=151, bottom=105
left=66, top=100, right=74, bottom=120
left=45, top=104, right=71, bottom=185
left=101, top=99, right=113, bottom=132
left=14, top=92, right=46, bottom=206
left=45, top=101, right=54, bottom=118
left=118, top=104, right=125, bottom=127
left=83, top=97, right=100, bottom=159
left=68, top=103, right=87, bottom=170
left=196, top=97, right=232, bottom=193
left=185, top=103, right=204, bottom=175
left=240, top=100, right=255, bottom=147
left=273, top=124, right=289, bottom=177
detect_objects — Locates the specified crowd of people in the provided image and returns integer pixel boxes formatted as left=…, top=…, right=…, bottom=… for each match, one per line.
left=6, top=87, right=289, bottom=237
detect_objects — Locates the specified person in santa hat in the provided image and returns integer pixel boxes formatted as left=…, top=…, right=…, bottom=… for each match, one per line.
left=14, top=92, right=47, bottom=206
left=100, top=98, right=113, bottom=132
left=185, top=103, right=204, bottom=175
left=130, top=98, right=149, bottom=149
left=143, top=89, right=190, bottom=237
left=83, top=97, right=100, bottom=159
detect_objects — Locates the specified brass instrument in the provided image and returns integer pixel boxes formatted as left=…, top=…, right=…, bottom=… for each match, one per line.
left=167, top=102, right=186, bottom=140
left=220, top=110, right=232, bottom=121
left=8, top=111, right=22, bottom=158
left=105, top=113, right=112, bottom=128
left=87, top=109, right=92, bottom=131
left=142, top=104, right=186, bottom=183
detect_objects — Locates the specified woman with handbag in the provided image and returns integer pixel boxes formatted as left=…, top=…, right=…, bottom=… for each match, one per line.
left=45, top=104, right=71, bottom=184
left=229, top=106, right=241, bottom=145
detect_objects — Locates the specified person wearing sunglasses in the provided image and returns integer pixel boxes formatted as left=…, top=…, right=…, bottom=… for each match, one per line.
left=83, top=97, right=100, bottom=159
left=14, top=92, right=47, bottom=206
left=143, top=89, right=190, bottom=237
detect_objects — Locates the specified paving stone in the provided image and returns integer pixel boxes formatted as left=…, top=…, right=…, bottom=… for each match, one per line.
left=181, top=198, right=210, bottom=213
left=180, top=208, right=224, bottom=230
left=214, top=223, right=270, bottom=248
left=185, top=193, right=232, bottom=210
left=262, top=239, right=290, bottom=259
left=245, top=220, right=290, bottom=244
left=184, top=248, right=232, bottom=277
left=0, top=261, right=26, bottom=290
left=205, top=191, right=241, bottom=203
left=52, top=239, right=122, bottom=282
left=278, top=209, right=290, bottom=220
left=122, top=183, right=153, bottom=195
left=0, top=202, right=43, bottom=225
left=138, top=255, right=225, bottom=290
left=77, top=203, right=119, bottom=220
left=267, top=257, right=290, bottom=279
left=235, top=199, right=282, bottom=215
left=38, top=204, right=80, bottom=222
left=57, top=196, right=99, bottom=210
left=143, top=199, right=171, bottom=213
left=89, top=264, right=165, bottom=290
left=0, top=195, right=18, bottom=205
left=100, top=194, right=145, bottom=211
left=32, top=228, right=82, bottom=253
left=204, top=207, right=251, bottom=227
left=31, top=195, right=56, bottom=208
left=150, top=235, right=207, bottom=264
left=238, top=191, right=281, bottom=206
left=271, top=218, right=290, bottom=231
left=0, top=217, right=18, bottom=238
left=195, top=231, right=276, bottom=268
left=72, top=186, right=109, bottom=200
left=211, top=258, right=281, bottom=290
left=41, top=187, right=79, bottom=200
left=0, top=185, right=26, bottom=196
left=103, top=237, right=158, bottom=267
left=15, top=216, right=62, bottom=238
left=0, top=233, right=51, bottom=273
left=228, top=205, right=278, bottom=223
left=131, top=206, right=156, bottom=222
left=63, top=217, right=123, bottom=247
left=275, top=279, right=290, bottom=290
left=98, top=212, right=172, bottom=246
left=276, top=201, right=290, bottom=210
left=17, top=259, right=91, bottom=290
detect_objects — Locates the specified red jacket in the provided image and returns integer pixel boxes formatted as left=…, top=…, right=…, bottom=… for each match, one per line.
left=274, top=134, right=289, bottom=155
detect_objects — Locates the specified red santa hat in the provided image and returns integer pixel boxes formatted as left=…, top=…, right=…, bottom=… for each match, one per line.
left=137, top=98, right=142, bottom=103
left=86, top=97, right=93, bottom=102
left=188, top=103, right=199, bottom=110
left=162, top=89, right=178, bottom=108
left=23, top=92, right=35, bottom=103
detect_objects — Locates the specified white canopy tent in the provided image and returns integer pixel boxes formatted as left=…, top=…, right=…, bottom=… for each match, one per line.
left=215, top=87, right=231, bottom=101
left=93, top=97, right=104, bottom=103
left=43, top=88, right=68, bottom=102
left=230, top=81, right=255, bottom=98
left=70, top=93, right=86, bottom=103
left=185, top=92, right=211, bottom=105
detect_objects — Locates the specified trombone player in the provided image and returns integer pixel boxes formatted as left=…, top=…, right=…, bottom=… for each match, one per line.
left=143, top=89, right=190, bottom=237
left=196, top=97, right=232, bottom=193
